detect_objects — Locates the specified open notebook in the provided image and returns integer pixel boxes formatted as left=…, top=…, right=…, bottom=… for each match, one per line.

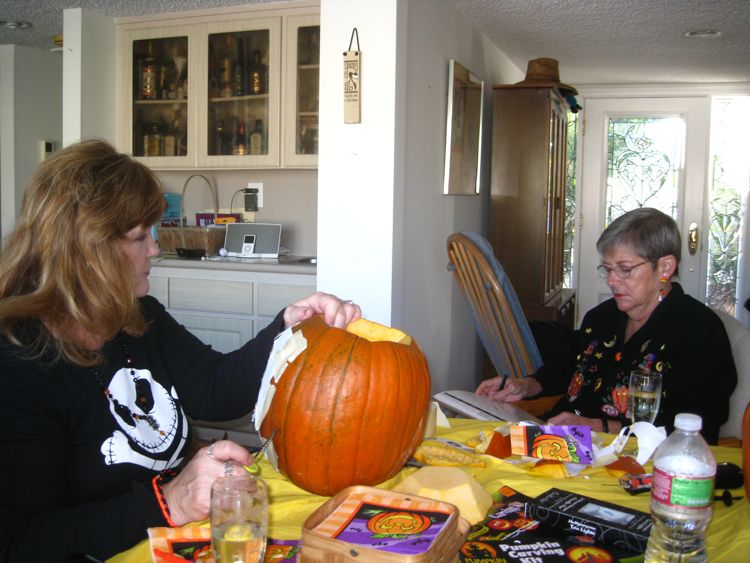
left=433, top=389, right=545, bottom=424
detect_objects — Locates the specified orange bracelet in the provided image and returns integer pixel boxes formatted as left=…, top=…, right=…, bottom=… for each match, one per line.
left=152, top=469, right=178, bottom=527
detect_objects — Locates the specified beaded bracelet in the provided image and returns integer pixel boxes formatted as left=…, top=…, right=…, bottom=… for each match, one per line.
left=152, top=469, right=178, bottom=527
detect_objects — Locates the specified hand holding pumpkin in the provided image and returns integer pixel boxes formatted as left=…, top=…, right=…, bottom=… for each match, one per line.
left=283, top=291, right=361, bottom=329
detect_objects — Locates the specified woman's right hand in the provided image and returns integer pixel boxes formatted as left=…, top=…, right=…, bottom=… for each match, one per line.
left=476, top=376, right=542, bottom=403
left=160, top=440, right=254, bottom=526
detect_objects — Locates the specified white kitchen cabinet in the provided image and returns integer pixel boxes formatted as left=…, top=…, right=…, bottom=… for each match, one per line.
left=115, top=2, right=319, bottom=170
left=148, top=260, right=316, bottom=348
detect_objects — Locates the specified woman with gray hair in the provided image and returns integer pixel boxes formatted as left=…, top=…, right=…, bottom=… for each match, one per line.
left=478, top=207, right=736, bottom=444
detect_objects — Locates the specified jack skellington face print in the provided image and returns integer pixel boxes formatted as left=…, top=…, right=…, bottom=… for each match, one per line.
left=98, top=366, right=189, bottom=471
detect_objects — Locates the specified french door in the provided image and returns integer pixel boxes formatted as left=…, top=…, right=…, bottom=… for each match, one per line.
left=576, top=97, right=711, bottom=319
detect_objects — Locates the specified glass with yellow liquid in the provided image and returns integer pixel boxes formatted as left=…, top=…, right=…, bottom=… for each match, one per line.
left=210, top=474, right=268, bottom=562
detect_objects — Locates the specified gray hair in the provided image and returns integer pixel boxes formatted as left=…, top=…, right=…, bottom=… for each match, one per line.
left=596, top=208, right=681, bottom=269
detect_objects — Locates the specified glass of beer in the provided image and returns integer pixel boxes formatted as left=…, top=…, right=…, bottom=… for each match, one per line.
left=628, top=368, right=662, bottom=424
left=210, top=473, right=268, bottom=562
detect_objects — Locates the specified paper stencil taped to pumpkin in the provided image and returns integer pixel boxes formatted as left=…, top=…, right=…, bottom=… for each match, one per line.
left=253, top=325, right=309, bottom=471
left=256, top=315, right=431, bottom=496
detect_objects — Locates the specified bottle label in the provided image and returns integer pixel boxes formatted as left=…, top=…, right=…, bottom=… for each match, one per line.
left=651, top=467, right=714, bottom=508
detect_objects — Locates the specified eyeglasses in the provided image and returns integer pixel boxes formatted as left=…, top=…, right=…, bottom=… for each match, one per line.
left=597, top=261, right=649, bottom=279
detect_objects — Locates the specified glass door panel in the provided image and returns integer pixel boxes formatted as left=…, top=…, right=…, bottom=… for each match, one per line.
left=295, top=25, right=319, bottom=156
left=577, top=97, right=710, bottom=320
left=132, top=36, right=189, bottom=158
left=283, top=15, right=318, bottom=167
left=207, top=29, right=270, bottom=157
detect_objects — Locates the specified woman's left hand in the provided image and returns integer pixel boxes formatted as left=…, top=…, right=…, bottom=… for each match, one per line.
left=547, top=411, right=622, bottom=434
left=283, top=291, right=361, bottom=328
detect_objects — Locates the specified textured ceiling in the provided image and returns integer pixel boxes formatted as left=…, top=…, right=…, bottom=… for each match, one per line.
left=2, top=0, right=749, bottom=84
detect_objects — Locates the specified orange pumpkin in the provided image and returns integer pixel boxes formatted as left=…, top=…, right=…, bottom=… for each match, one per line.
left=259, top=315, right=431, bottom=496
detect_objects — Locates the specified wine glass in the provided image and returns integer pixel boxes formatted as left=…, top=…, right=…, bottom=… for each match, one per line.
left=211, top=474, right=268, bottom=562
left=628, top=369, right=662, bottom=424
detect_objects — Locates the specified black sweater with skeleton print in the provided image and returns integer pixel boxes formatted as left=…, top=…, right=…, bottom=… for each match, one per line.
left=0, top=296, right=285, bottom=562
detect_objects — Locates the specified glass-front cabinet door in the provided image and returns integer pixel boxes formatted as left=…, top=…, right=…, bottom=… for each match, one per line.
left=118, top=17, right=281, bottom=169
left=199, top=17, right=281, bottom=167
left=283, top=15, right=319, bottom=167
left=119, top=26, right=196, bottom=168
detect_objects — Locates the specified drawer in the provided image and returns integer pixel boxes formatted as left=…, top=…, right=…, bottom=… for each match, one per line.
left=256, top=283, right=316, bottom=316
left=169, top=278, right=253, bottom=314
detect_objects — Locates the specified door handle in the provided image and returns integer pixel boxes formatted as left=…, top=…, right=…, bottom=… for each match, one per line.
left=688, top=222, right=698, bottom=256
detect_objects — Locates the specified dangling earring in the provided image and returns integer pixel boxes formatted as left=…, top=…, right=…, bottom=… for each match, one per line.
left=658, top=273, right=670, bottom=302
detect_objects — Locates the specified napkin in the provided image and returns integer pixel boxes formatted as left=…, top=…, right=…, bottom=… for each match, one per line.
left=592, top=422, right=666, bottom=466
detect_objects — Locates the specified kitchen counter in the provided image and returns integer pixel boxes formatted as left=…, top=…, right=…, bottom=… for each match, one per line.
left=151, top=255, right=317, bottom=275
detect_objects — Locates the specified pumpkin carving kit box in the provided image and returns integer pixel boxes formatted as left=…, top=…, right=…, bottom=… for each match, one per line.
left=458, top=486, right=640, bottom=562
left=524, top=488, right=652, bottom=553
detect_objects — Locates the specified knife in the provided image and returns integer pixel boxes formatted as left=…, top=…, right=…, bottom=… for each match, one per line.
left=243, top=429, right=278, bottom=475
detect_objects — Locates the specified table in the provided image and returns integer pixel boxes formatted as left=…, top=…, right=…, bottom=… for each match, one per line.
left=110, top=419, right=750, bottom=562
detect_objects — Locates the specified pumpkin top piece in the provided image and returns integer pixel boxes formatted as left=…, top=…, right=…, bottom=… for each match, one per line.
left=346, top=318, right=412, bottom=345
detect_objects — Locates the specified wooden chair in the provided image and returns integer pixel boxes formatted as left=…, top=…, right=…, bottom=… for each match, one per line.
left=447, top=231, right=543, bottom=380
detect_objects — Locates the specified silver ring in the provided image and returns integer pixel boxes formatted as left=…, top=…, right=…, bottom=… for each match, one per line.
left=224, top=460, right=233, bottom=476
left=343, top=299, right=353, bottom=304
left=207, top=443, right=216, bottom=460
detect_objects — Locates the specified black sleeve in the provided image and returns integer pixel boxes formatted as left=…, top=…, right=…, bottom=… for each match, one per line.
left=141, top=296, right=286, bottom=422
left=528, top=320, right=579, bottom=396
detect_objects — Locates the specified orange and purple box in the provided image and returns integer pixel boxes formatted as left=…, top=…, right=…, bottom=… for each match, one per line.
left=510, top=424, right=593, bottom=464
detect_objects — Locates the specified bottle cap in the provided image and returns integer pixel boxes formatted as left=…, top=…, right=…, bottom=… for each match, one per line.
left=674, top=412, right=702, bottom=431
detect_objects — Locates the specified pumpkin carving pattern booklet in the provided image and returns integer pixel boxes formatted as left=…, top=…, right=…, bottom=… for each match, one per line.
left=458, top=486, right=642, bottom=563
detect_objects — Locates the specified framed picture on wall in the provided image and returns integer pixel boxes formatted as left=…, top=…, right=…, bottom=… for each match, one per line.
left=443, top=60, right=484, bottom=195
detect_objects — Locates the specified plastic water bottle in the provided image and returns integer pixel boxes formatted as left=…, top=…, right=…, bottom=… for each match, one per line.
left=644, top=413, right=716, bottom=562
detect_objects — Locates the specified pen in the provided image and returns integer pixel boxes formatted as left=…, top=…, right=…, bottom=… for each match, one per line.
left=499, top=374, right=509, bottom=391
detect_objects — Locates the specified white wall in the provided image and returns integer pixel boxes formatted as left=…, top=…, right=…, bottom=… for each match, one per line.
left=318, top=0, right=522, bottom=392
left=0, top=45, right=62, bottom=240
left=400, top=0, right=521, bottom=393
left=63, top=8, right=116, bottom=146
left=317, top=0, right=400, bottom=323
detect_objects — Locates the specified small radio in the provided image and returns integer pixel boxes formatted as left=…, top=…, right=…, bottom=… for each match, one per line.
left=219, top=223, right=281, bottom=259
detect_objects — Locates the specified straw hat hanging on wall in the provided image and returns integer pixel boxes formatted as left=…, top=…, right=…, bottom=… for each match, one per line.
left=509, top=57, right=578, bottom=96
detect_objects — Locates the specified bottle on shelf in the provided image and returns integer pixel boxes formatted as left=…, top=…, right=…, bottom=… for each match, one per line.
left=220, top=35, right=233, bottom=98
left=249, top=119, right=264, bottom=155
left=172, top=107, right=186, bottom=156
left=644, top=413, right=716, bottom=563
left=232, top=117, right=247, bottom=155
left=250, top=50, right=264, bottom=95
left=143, top=123, right=163, bottom=157
left=141, top=41, right=159, bottom=100
left=215, top=117, right=225, bottom=155
left=233, top=35, right=246, bottom=97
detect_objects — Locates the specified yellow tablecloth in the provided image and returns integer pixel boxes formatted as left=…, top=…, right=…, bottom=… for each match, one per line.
left=110, top=419, right=750, bottom=562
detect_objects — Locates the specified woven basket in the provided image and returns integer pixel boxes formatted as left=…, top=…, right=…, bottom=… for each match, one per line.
left=158, top=174, right=224, bottom=258
left=158, top=226, right=225, bottom=256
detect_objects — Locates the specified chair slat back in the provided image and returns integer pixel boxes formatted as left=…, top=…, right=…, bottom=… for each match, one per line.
left=447, top=232, right=542, bottom=379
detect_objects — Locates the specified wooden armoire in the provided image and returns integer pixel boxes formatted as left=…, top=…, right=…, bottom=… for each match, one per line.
left=489, top=85, right=575, bottom=328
